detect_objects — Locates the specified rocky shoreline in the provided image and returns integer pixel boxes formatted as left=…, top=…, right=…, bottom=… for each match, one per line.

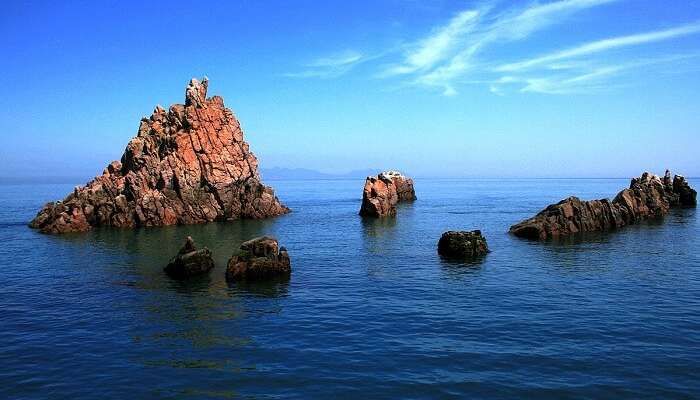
left=510, top=171, right=697, bottom=240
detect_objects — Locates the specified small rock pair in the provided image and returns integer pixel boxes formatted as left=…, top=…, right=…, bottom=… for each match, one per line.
left=164, top=236, right=291, bottom=281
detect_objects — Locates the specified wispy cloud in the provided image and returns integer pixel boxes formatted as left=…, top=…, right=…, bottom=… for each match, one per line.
left=385, top=0, right=620, bottom=95
left=493, top=53, right=700, bottom=94
left=284, top=50, right=367, bottom=79
left=383, top=9, right=482, bottom=76
left=285, top=0, right=700, bottom=96
left=497, top=21, right=700, bottom=72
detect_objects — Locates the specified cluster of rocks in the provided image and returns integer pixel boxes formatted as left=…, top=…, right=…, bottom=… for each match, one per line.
left=164, top=236, right=291, bottom=281
left=359, top=171, right=416, bottom=217
left=23, top=77, right=698, bottom=266
left=29, top=78, right=288, bottom=234
left=438, top=230, right=489, bottom=260
left=510, top=170, right=697, bottom=240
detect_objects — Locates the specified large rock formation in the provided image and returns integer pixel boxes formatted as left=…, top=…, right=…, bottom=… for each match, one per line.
left=438, top=230, right=489, bottom=259
left=30, top=78, right=289, bottom=234
left=359, top=171, right=416, bottom=217
left=510, top=171, right=697, bottom=240
left=226, top=236, right=291, bottom=281
left=164, top=236, right=215, bottom=279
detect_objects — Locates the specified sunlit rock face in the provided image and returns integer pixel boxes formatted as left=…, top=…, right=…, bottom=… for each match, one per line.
left=510, top=170, right=697, bottom=240
left=30, top=78, right=289, bottom=234
left=359, top=171, right=416, bottom=217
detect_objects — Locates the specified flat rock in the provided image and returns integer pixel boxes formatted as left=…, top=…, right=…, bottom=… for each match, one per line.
left=438, top=230, right=489, bottom=259
left=164, top=236, right=215, bottom=279
left=226, top=236, right=291, bottom=281
left=359, top=170, right=416, bottom=217
left=30, top=77, right=289, bottom=234
left=510, top=170, right=697, bottom=240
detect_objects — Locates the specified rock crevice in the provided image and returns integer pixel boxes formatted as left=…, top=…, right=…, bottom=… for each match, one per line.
left=30, top=78, right=289, bottom=234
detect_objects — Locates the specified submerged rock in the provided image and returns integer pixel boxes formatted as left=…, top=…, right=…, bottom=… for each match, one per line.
left=164, top=236, right=215, bottom=279
left=226, top=236, right=291, bottom=281
left=30, top=77, right=289, bottom=234
left=510, top=170, right=697, bottom=240
left=438, top=230, right=489, bottom=259
left=359, top=171, right=416, bottom=217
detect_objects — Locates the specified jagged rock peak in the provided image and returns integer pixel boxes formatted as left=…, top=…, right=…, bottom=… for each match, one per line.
left=185, top=77, right=209, bottom=107
left=30, top=77, right=289, bottom=234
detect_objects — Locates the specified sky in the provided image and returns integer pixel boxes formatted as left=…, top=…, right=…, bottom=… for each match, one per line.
left=1, top=0, right=699, bottom=179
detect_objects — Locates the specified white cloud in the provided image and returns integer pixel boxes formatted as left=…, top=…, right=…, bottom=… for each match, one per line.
left=307, top=51, right=364, bottom=68
left=497, top=21, right=700, bottom=72
left=285, top=50, right=367, bottom=79
left=384, top=9, right=481, bottom=76
left=494, top=53, right=700, bottom=94
left=285, top=1, right=700, bottom=97
left=386, top=0, right=621, bottom=95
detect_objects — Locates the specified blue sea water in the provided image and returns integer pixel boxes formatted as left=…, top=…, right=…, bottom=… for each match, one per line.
left=0, top=178, right=699, bottom=399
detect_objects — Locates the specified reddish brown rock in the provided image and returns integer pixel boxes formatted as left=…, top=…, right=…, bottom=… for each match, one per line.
left=510, top=171, right=697, bottom=240
left=226, top=236, right=291, bottom=281
left=359, top=171, right=416, bottom=217
left=30, top=78, right=289, bottom=234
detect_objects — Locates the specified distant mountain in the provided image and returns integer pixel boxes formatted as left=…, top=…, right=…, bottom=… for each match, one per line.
left=260, top=167, right=382, bottom=180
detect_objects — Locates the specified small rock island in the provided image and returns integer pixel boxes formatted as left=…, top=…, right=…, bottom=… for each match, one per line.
left=164, top=236, right=215, bottom=279
left=359, top=171, right=416, bottom=217
left=438, top=230, right=489, bottom=260
left=30, top=77, right=288, bottom=234
left=226, top=236, right=291, bottom=281
left=510, top=171, right=697, bottom=240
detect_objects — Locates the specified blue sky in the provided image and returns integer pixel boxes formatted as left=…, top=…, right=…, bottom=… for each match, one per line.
left=1, top=0, right=699, bottom=179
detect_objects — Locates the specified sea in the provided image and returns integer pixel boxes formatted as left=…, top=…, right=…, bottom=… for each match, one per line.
left=1, top=178, right=698, bottom=399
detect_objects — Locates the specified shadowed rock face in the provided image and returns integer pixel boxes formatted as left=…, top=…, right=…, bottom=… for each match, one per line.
left=438, top=230, right=489, bottom=259
left=29, top=78, right=289, bottom=234
left=359, top=171, right=416, bottom=217
left=226, top=236, right=291, bottom=281
left=164, top=236, right=215, bottom=279
left=510, top=171, right=697, bottom=240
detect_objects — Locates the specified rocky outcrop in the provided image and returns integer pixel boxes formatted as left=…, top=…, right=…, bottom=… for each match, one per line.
left=29, top=78, right=289, bottom=234
left=164, top=236, right=215, bottom=279
left=226, top=236, right=291, bottom=281
left=510, top=170, right=697, bottom=240
left=359, top=171, right=416, bottom=217
left=438, top=230, right=489, bottom=259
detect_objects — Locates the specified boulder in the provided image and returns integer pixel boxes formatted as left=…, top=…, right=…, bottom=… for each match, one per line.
left=672, top=175, right=697, bottom=206
left=438, top=230, right=489, bottom=259
left=164, top=236, right=215, bottom=279
left=359, top=171, right=416, bottom=217
left=510, top=171, right=696, bottom=240
left=226, top=236, right=291, bottom=281
left=30, top=77, right=289, bottom=234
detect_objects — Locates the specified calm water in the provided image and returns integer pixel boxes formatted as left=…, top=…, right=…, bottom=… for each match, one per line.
left=1, top=178, right=699, bottom=399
